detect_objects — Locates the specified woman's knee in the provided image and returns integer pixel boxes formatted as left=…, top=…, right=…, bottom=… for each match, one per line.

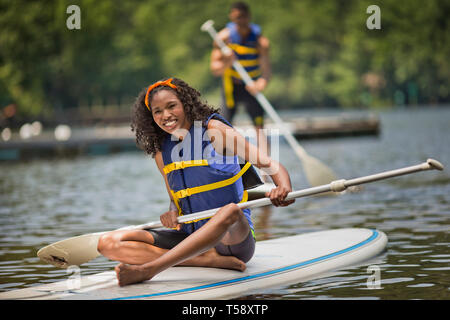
left=97, top=230, right=154, bottom=255
left=97, top=231, right=129, bottom=255
left=217, top=203, right=243, bottom=226
left=97, top=232, right=117, bottom=255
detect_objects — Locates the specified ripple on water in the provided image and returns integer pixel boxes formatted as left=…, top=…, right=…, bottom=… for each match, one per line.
left=1, top=109, right=450, bottom=300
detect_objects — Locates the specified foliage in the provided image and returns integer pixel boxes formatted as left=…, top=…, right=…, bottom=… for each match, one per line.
left=0, top=0, right=448, bottom=120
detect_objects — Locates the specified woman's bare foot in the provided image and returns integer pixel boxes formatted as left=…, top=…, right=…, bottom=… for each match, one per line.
left=115, top=250, right=246, bottom=287
left=196, top=249, right=246, bottom=271
left=115, top=263, right=154, bottom=287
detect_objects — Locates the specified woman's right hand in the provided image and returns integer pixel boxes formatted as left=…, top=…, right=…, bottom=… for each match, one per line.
left=265, top=184, right=295, bottom=207
left=160, top=210, right=181, bottom=230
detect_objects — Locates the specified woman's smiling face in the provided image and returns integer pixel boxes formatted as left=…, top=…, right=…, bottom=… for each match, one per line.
left=150, top=89, right=191, bottom=135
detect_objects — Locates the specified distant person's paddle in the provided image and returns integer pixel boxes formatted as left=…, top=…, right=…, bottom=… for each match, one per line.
left=201, top=19, right=337, bottom=187
left=37, top=159, right=443, bottom=268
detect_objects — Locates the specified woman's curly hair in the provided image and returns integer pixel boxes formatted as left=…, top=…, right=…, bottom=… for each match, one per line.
left=131, top=77, right=220, bottom=157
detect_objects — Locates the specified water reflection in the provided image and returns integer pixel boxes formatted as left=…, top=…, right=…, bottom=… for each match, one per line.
left=0, top=108, right=449, bottom=299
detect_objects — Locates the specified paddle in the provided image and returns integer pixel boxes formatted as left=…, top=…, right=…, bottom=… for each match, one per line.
left=201, top=20, right=338, bottom=187
left=37, top=158, right=443, bottom=268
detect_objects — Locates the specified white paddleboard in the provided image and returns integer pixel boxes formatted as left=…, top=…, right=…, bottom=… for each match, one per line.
left=0, top=228, right=387, bottom=300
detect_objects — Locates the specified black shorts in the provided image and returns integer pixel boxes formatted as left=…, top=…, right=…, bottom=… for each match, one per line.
left=221, top=82, right=264, bottom=127
left=145, top=228, right=256, bottom=263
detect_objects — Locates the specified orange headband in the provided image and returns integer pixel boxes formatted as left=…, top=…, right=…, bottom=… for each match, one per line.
left=144, top=78, right=177, bottom=111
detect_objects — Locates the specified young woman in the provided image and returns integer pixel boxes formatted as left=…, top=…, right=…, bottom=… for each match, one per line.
left=97, top=77, right=294, bottom=286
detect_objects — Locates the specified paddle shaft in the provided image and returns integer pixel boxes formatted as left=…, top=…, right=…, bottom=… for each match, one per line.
left=36, top=159, right=442, bottom=268
left=201, top=20, right=309, bottom=160
left=130, top=158, right=443, bottom=230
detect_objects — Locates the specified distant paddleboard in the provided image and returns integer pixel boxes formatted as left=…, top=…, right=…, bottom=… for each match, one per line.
left=0, top=228, right=387, bottom=300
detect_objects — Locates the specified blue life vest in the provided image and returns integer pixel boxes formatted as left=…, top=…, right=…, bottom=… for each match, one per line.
left=161, top=113, right=259, bottom=234
left=223, top=22, right=262, bottom=108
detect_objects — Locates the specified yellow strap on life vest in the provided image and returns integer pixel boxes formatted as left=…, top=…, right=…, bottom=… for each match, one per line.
left=178, top=190, right=249, bottom=224
left=227, top=68, right=262, bottom=80
left=173, top=162, right=252, bottom=200
left=238, top=59, right=259, bottom=67
left=240, top=189, right=248, bottom=203
left=223, top=42, right=260, bottom=109
left=163, top=159, right=209, bottom=174
left=223, top=68, right=235, bottom=108
left=223, top=67, right=262, bottom=109
left=168, top=189, right=183, bottom=230
left=169, top=189, right=182, bottom=215
left=228, top=43, right=259, bottom=55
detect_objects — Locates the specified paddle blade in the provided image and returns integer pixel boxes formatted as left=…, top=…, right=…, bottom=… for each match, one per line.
left=37, top=233, right=103, bottom=268
left=302, top=154, right=338, bottom=187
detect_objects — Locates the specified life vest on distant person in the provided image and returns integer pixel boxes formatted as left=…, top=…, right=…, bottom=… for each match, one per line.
left=223, top=22, right=262, bottom=108
left=161, top=113, right=262, bottom=234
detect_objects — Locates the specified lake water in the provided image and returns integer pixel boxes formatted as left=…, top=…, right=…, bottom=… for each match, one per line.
left=0, top=107, right=449, bottom=300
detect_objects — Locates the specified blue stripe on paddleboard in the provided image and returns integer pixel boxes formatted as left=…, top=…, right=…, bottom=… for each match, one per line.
left=111, top=229, right=379, bottom=300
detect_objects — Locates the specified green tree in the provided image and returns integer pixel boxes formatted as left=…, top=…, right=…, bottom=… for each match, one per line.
left=0, top=0, right=448, bottom=122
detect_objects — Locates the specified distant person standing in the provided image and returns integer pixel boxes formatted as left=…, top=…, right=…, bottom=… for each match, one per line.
left=209, top=2, right=271, bottom=175
left=210, top=2, right=271, bottom=140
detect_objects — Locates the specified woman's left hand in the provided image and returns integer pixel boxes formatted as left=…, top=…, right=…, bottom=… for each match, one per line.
left=265, top=185, right=295, bottom=207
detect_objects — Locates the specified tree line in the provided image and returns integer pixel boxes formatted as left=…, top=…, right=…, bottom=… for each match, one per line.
left=0, top=0, right=448, bottom=123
